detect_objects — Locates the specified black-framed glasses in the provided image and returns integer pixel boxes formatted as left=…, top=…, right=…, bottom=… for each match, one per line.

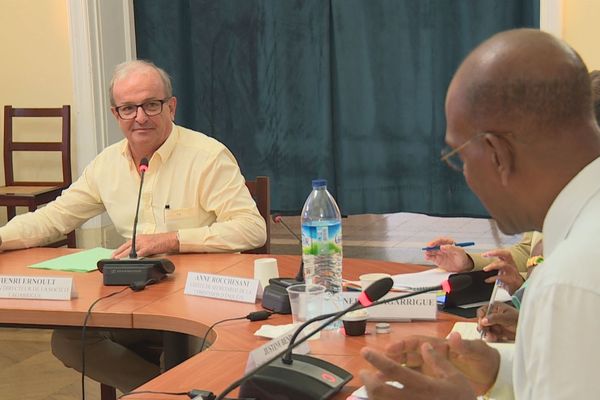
left=440, top=132, right=489, bottom=172
left=114, top=98, right=171, bottom=120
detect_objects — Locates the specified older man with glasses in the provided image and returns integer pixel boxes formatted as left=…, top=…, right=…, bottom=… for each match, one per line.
left=0, top=60, right=267, bottom=392
left=360, top=29, right=600, bottom=400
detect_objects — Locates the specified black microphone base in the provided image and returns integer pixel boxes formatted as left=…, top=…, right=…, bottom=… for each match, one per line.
left=239, top=354, right=352, bottom=400
left=261, top=277, right=301, bottom=314
left=97, top=258, right=175, bottom=286
left=261, top=284, right=291, bottom=314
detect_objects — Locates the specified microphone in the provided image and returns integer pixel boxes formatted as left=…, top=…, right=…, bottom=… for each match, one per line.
left=272, top=215, right=304, bottom=282
left=130, top=158, right=148, bottom=258
left=367, top=274, right=472, bottom=309
left=273, top=215, right=302, bottom=243
left=97, top=158, right=175, bottom=287
left=281, top=275, right=471, bottom=365
left=261, top=216, right=305, bottom=314
left=222, top=275, right=472, bottom=400
left=280, top=277, right=393, bottom=364
left=217, top=278, right=394, bottom=400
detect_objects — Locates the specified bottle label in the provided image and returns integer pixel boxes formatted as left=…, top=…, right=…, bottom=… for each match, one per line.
left=301, top=222, right=342, bottom=255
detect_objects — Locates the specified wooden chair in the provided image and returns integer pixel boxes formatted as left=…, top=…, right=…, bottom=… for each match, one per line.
left=243, top=175, right=271, bottom=254
left=100, top=384, right=117, bottom=400
left=1, top=105, right=76, bottom=248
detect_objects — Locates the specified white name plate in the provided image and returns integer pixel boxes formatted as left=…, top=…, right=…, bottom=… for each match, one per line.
left=0, top=275, right=77, bottom=300
left=342, top=292, right=437, bottom=321
left=245, top=325, right=310, bottom=372
left=184, top=272, right=261, bottom=303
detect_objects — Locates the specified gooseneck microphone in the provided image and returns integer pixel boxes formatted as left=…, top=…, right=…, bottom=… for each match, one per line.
left=216, top=274, right=472, bottom=400
left=280, top=274, right=471, bottom=366
left=272, top=215, right=304, bottom=282
left=261, top=216, right=305, bottom=314
left=129, top=158, right=149, bottom=259
left=273, top=215, right=302, bottom=242
left=281, top=277, right=393, bottom=364
left=217, top=278, right=394, bottom=400
left=97, top=158, right=175, bottom=287
left=367, top=273, right=472, bottom=309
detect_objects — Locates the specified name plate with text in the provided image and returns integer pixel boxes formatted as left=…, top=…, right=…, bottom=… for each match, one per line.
left=0, top=275, right=77, bottom=300
left=342, top=292, right=437, bottom=321
left=245, top=326, right=310, bottom=372
left=184, top=272, right=261, bottom=303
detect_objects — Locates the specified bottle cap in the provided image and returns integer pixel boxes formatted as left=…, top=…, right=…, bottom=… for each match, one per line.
left=375, top=322, right=391, bottom=334
left=311, top=179, right=327, bottom=188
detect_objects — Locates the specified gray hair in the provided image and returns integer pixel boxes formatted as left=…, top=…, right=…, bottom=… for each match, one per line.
left=109, top=60, right=173, bottom=106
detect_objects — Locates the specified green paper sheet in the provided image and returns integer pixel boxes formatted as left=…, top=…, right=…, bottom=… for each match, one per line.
left=28, top=247, right=114, bottom=272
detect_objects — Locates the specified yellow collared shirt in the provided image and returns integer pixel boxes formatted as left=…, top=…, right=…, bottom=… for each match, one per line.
left=0, top=124, right=266, bottom=253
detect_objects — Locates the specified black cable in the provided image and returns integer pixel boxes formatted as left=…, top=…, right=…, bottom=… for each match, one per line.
left=80, top=286, right=131, bottom=400
left=80, top=293, right=271, bottom=399
left=199, top=316, right=247, bottom=352
left=119, top=389, right=196, bottom=398
left=199, top=311, right=272, bottom=352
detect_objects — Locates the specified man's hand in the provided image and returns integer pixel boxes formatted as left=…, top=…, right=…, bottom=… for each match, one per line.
left=424, top=237, right=474, bottom=272
left=481, top=249, right=524, bottom=295
left=477, top=302, right=519, bottom=342
left=383, top=333, right=500, bottom=395
left=112, top=232, right=179, bottom=259
left=360, top=342, right=477, bottom=400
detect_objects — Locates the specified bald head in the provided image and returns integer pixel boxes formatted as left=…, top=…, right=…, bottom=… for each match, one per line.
left=449, top=29, right=592, bottom=134
left=445, top=29, right=600, bottom=235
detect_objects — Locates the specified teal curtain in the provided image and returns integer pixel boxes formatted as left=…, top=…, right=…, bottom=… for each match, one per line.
left=134, top=0, right=539, bottom=216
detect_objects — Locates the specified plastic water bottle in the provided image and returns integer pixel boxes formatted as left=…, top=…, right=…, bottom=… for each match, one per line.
left=301, top=179, right=343, bottom=327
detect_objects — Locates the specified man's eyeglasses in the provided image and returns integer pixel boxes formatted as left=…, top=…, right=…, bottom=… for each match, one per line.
left=440, top=132, right=489, bottom=172
left=114, top=98, right=171, bottom=120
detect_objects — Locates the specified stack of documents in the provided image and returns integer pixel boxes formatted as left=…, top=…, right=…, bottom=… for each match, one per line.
left=392, top=268, right=450, bottom=291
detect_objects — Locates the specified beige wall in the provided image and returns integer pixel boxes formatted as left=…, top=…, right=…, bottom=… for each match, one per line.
left=0, top=0, right=74, bottom=223
left=563, top=0, right=600, bottom=70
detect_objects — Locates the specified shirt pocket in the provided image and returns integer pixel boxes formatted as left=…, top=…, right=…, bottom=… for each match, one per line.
left=164, top=206, right=205, bottom=231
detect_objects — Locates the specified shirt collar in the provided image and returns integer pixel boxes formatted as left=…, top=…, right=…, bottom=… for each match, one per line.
left=153, top=123, right=179, bottom=163
left=543, top=156, right=600, bottom=257
left=119, top=123, right=180, bottom=166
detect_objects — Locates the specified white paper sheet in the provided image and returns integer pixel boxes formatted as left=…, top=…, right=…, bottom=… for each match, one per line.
left=392, top=268, right=450, bottom=290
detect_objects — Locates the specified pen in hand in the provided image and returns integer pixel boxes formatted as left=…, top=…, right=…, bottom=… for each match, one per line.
left=421, top=241, right=475, bottom=251
left=480, top=275, right=502, bottom=339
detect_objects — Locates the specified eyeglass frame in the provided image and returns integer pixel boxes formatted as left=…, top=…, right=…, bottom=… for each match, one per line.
left=113, top=97, right=172, bottom=120
left=440, top=131, right=493, bottom=172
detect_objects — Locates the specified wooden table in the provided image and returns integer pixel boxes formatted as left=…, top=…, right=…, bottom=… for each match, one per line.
left=0, top=248, right=463, bottom=399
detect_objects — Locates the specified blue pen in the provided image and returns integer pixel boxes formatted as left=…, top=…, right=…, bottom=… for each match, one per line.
left=421, top=241, right=475, bottom=251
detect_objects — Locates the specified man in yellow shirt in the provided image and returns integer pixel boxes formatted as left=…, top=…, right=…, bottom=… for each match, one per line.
left=0, top=60, right=267, bottom=392
left=0, top=61, right=266, bottom=255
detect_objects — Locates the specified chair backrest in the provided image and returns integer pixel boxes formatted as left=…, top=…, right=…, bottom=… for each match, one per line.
left=3, top=105, right=71, bottom=187
left=244, top=176, right=271, bottom=254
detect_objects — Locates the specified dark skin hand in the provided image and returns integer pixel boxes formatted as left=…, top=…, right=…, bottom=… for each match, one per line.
left=424, top=237, right=474, bottom=272
left=361, top=342, right=477, bottom=400
left=477, top=301, right=519, bottom=342
left=481, top=249, right=525, bottom=295
left=360, top=332, right=500, bottom=400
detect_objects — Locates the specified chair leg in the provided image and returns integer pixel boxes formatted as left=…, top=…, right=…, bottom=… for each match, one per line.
left=100, top=383, right=117, bottom=400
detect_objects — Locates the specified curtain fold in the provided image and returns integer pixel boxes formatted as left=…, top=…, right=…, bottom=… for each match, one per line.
left=134, top=0, right=539, bottom=216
